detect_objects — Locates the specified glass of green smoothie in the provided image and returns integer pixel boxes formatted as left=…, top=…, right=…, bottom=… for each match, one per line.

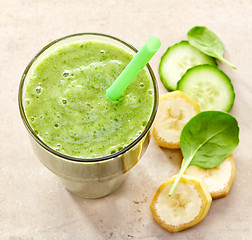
left=18, top=33, right=158, bottom=198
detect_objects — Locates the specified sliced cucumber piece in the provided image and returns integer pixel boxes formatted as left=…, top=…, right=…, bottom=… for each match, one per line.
left=159, top=41, right=217, bottom=91
left=177, top=64, right=235, bottom=112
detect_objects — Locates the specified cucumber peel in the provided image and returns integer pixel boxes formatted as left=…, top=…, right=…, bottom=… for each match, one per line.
left=177, top=64, right=235, bottom=112
left=159, top=41, right=217, bottom=91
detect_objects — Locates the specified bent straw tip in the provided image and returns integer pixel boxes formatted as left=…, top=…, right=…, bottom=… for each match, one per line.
left=146, top=37, right=161, bottom=52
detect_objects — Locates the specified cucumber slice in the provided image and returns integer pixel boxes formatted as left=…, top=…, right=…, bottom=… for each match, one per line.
left=159, top=41, right=217, bottom=91
left=177, top=64, right=235, bottom=112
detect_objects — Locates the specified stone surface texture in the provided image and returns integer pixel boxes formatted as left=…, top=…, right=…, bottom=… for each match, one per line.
left=0, top=0, right=251, bottom=239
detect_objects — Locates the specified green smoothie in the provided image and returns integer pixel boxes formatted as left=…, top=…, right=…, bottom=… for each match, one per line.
left=24, top=39, right=154, bottom=159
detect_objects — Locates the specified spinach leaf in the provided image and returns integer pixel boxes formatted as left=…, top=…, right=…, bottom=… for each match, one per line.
left=169, top=111, right=239, bottom=196
left=187, top=26, right=236, bottom=69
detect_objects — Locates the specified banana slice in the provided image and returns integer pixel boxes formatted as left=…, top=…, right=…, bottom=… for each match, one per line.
left=150, top=175, right=212, bottom=232
left=185, top=155, right=235, bottom=199
left=152, top=91, right=200, bottom=149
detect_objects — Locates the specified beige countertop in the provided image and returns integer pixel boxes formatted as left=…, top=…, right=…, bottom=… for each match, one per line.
left=1, top=0, right=251, bottom=239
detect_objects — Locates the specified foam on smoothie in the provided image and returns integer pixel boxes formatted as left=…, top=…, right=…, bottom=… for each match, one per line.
left=24, top=40, right=154, bottom=158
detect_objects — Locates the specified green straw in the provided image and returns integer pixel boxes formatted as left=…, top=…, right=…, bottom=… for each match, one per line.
left=106, top=37, right=161, bottom=101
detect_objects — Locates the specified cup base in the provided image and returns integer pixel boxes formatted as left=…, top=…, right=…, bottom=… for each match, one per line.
left=60, top=174, right=126, bottom=199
